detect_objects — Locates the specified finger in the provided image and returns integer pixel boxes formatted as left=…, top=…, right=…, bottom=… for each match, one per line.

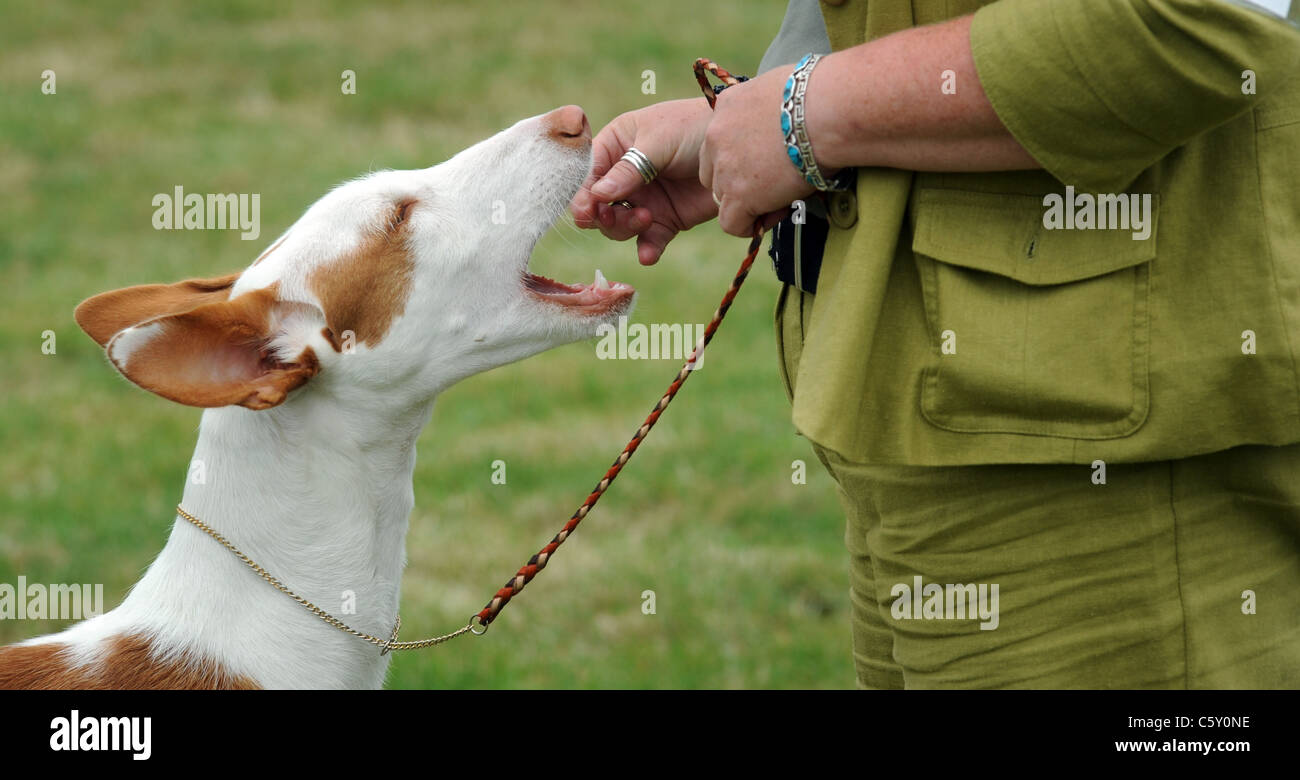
left=718, top=202, right=759, bottom=238
left=570, top=187, right=599, bottom=228
left=596, top=205, right=652, bottom=242
left=580, top=119, right=637, bottom=210
left=597, top=201, right=614, bottom=229
left=698, top=137, right=714, bottom=194
left=760, top=208, right=791, bottom=231
left=587, top=120, right=631, bottom=184
left=636, top=221, right=679, bottom=266
left=590, top=156, right=653, bottom=203
left=604, top=206, right=650, bottom=241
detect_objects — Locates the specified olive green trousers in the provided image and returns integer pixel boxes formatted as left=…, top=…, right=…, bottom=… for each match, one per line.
left=777, top=285, right=1300, bottom=688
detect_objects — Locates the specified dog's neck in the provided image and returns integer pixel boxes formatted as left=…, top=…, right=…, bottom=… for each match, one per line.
left=78, top=391, right=434, bottom=688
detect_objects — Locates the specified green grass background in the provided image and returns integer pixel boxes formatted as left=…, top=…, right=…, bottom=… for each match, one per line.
left=0, top=0, right=852, bottom=688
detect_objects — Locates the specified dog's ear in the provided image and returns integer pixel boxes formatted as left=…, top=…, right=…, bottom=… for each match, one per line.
left=75, top=273, right=243, bottom=348
left=75, top=277, right=321, bottom=410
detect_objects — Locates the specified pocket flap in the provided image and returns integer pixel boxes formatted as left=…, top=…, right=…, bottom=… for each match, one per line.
left=912, top=188, right=1158, bottom=285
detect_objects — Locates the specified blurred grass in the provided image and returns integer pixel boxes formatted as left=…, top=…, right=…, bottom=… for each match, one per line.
left=0, top=0, right=852, bottom=688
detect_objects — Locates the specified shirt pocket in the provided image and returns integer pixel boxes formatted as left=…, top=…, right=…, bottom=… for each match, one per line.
left=911, top=188, right=1157, bottom=439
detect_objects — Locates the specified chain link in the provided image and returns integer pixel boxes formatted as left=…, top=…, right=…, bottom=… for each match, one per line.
left=175, top=505, right=482, bottom=653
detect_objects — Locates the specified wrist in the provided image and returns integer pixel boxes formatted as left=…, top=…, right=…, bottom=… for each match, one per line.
left=799, top=53, right=848, bottom=174
left=780, top=54, right=851, bottom=191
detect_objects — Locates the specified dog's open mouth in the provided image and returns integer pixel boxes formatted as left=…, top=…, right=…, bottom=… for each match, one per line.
left=523, top=269, right=635, bottom=315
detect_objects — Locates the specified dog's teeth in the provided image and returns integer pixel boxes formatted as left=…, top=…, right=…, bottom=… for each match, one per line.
left=594, top=269, right=611, bottom=290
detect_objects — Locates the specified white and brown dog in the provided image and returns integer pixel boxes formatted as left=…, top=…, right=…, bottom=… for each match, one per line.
left=0, top=106, right=634, bottom=689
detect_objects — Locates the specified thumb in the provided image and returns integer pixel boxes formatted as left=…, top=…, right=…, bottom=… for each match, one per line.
left=591, top=154, right=654, bottom=202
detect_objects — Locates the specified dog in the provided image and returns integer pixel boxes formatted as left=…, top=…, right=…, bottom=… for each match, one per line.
left=0, top=105, right=635, bottom=689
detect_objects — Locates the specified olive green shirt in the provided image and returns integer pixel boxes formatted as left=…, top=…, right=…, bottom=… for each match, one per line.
left=792, top=0, right=1300, bottom=465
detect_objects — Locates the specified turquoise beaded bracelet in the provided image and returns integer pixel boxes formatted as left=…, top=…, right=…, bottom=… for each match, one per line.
left=781, top=54, right=849, bottom=192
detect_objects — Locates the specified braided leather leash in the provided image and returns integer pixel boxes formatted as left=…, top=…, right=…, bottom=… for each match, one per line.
left=177, top=59, right=762, bottom=652
left=473, top=58, right=760, bottom=630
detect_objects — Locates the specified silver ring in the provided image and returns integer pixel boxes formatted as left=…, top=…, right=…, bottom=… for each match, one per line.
left=613, top=200, right=634, bottom=209
left=620, top=147, right=658, bottom=184
left=712, top=191, right=723, bottom=207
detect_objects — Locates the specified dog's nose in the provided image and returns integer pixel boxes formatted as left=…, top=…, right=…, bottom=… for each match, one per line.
left=542, top=105, right=590, bottom=149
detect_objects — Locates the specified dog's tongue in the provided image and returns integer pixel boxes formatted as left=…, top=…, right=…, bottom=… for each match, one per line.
left=564, top=269, right=628, bottom=304
left=524, top=268, right=633, bottom=309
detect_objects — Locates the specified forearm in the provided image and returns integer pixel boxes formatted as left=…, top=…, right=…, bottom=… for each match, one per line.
left=805, top=14, right=1039, bottom=173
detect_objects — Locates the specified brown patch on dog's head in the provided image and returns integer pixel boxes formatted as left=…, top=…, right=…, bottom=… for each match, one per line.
left=308, top=199, right=417, bottom=349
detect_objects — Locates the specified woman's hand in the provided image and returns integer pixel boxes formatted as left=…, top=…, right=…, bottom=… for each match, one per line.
left=700, top=67, right=816, bottom=237
left=571, top=98, right=720, bottom=265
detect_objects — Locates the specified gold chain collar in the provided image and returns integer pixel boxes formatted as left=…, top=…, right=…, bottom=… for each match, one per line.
left=175, top=505, right=486, bottom=655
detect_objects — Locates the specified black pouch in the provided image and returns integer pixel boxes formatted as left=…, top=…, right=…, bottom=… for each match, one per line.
left=768, top=208, right=829, bottom=294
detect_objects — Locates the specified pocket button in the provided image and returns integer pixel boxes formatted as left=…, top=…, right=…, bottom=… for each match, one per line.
left=829, top=189, right=858, bottom=229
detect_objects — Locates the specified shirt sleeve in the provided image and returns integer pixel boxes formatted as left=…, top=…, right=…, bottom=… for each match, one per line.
left=758, top=0, right=832, bottom=74
left=970, top=0, right=1300, bottom=192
